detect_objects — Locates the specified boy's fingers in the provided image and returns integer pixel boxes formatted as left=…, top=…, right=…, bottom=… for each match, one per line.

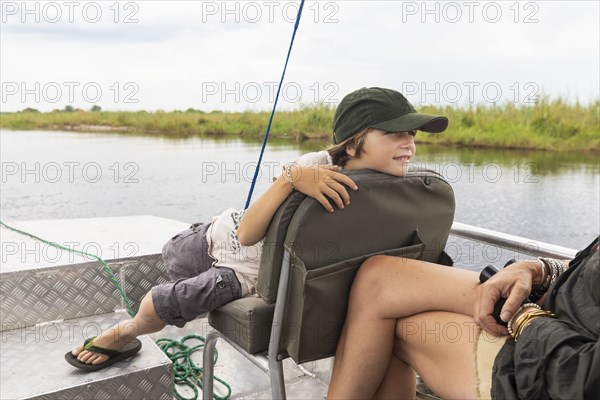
left=315, top=194, right=334, bottom=213
left=327, top=181, right=350, bottom=205
left=322, top=186, right=345, bottom=209
left=330, top=173, right=358, bottom=190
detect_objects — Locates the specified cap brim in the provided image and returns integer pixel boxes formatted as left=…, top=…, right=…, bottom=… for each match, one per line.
left=370, top=112, right=448, bottom=134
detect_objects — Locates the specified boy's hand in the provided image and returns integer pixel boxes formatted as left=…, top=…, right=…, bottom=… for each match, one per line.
left=289, top=165, right=358, bottom=213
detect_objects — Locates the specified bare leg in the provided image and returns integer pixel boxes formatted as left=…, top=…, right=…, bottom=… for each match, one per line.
left=393, top=311, right=481, bottom=400
left=372, top=354, right=416, bottom=400
left=71, top=291, right=166, bottom=365
left=327, top=256, right=480, bottom=399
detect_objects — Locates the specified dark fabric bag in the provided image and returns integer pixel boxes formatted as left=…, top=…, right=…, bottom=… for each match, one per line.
left=257, top=168, right=456, bottom=363
left=283, top=233, right=426, bottom=362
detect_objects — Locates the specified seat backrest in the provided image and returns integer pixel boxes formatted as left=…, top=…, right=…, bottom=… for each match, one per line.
left=257, top=168, right=455, bottom=304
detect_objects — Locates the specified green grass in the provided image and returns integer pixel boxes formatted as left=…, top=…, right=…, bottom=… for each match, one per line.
left=1, top=97, right=598, bottom=151
left=418, top=98, right=599, bottom=151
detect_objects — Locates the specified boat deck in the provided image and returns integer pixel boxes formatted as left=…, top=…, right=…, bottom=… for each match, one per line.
left=0, top=216, right=334, bottom=399
left=149, top=318, right=333, bottom=399
left=1, top=216, right=576, bottom=399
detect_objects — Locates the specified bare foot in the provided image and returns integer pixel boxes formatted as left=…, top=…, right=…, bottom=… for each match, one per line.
left=72, top=320, right=138, bottom=365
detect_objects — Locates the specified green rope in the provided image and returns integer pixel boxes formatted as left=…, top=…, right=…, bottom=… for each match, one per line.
left=0, top=220, right=231, bottom=400
left=156, top=335, right=232, bottom=400
left=0, top=220, right=135, bottom=317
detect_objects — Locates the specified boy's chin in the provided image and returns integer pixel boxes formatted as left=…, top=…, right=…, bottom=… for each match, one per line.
left=386, top=165, right=410, bottom=177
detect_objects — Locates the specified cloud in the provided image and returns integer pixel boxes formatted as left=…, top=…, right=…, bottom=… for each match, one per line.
left=1, top=0, right=598, bottom=112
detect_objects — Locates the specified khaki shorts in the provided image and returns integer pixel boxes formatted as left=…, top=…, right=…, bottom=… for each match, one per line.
left=475, top=329, right=510, bottom=399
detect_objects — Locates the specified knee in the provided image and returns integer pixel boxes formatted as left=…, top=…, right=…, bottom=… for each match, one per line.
left=351, top=255, right=392, bottom=298
left=138, top=291, right=160, bottom=321
left=358, top=255, right=388, bottom=277
left=352, top=255, right=419, bottom=303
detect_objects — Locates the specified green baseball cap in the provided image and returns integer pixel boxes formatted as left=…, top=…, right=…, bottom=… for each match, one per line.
left=332, top=87, right=449, bottom=144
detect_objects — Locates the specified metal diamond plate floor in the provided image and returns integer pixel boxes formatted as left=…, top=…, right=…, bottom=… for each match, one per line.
left=148, top=317, right=333, bottom=400
left=0, top=311, right=173, bottom=400
left=1, top=216, right=181, bottom=331
left=0, top=311, right=332, bottom=400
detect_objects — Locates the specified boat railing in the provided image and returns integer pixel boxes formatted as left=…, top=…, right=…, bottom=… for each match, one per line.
left=451, top=222, right=578, bottom=260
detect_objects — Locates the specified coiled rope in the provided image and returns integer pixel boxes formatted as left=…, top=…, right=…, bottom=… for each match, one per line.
left=155, top=335, right=231, bottom=400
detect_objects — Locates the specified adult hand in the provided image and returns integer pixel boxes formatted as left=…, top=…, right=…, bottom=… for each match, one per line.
left=474, top=261, right=540, bottom=335
left=289, top=165, right=358, bottom=213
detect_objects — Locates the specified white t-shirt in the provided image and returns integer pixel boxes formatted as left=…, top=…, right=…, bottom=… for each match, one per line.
left=206, top=150, right=333, bottom=296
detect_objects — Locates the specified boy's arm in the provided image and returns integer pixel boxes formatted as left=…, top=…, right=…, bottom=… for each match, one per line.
left=237, top=174, right=293, bottom=246
left=237, top=165, right=357, bottom=246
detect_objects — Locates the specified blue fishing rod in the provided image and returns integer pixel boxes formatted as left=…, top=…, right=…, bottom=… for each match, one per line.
left=244, top=0, right=306, bottom=209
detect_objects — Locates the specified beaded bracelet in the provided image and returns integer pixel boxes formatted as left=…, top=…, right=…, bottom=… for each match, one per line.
left=529, top=257, right=570, bottom=303
left=547, top=257, right=568, bottom=277
left=283, top=164, right=296, bottom=190
left=528, top=258, right=551, bottom=302
left=541, top=257, right=563, bottom=287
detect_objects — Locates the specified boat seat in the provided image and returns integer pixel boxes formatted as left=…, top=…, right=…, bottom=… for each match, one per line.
left=203, top=168, right=455, bottom=398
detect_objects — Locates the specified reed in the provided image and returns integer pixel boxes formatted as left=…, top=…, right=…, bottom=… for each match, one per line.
left=1, top=97, right=598, bottom=151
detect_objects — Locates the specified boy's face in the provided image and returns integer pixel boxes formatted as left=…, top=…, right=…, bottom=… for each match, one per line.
left=345, top=128, right=416, bottom=176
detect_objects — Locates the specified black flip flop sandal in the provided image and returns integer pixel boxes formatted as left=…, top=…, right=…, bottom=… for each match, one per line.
left=65, top=336, right=142, bottom=371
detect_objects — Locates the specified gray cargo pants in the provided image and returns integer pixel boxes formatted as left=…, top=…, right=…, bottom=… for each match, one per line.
left=151, top=222, right=242, bottom=328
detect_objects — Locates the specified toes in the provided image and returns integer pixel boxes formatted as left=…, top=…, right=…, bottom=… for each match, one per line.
left=72, top=345, right=84, bottom=356
left=72, top=336, right=117, bottom=365
left=78, top=351, right=93, bottom=363
left=87, top=354, right=98, bottom=364
left=77, top=349, right=108, bottom=365
left=91, top=355, right=108, bottom=365
left=90, top=354, right=103, bottom=364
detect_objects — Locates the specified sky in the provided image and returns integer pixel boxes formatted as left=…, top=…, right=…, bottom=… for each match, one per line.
left=1, top=0, right=599, bottom=112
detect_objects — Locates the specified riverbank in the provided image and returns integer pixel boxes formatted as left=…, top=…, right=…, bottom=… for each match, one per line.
left=1, top=98, right=598, bottom=151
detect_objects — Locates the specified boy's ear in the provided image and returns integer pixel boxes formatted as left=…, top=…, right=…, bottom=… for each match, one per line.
left=346, top=142, right=356, bottom=158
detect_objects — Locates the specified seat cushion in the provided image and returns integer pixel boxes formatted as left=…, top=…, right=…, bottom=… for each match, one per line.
left=257, top=169, right=455, bottom=304
left=208, top=297, right=275, bottom=354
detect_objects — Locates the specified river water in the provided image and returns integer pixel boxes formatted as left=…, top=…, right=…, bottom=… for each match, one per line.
left=1, top=130, right=598, bottom=264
